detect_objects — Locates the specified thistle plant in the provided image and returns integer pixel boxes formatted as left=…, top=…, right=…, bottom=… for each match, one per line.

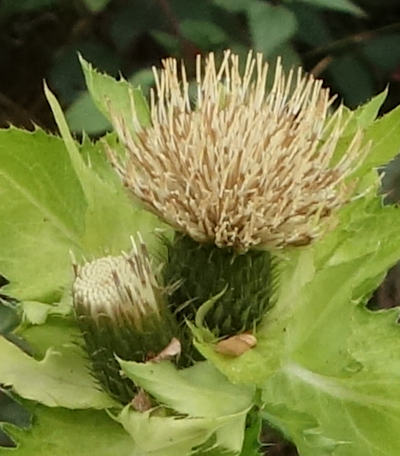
left=2, top=50, right=400, bottom=456
left=72, top=240, right=179, bottom=403
left=108, top=51, right=364, bottom=338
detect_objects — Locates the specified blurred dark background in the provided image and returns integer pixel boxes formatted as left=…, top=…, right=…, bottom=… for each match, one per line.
left=1, top=1, right=400, bottom=454
left=1, top=0, right=400, bottom=134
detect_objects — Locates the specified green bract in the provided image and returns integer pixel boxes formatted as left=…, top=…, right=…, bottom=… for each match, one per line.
left=1, top=54, right=400, bottom=455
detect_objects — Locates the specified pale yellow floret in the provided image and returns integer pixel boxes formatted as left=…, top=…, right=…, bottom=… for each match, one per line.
left=72, top=239, right=162, bottom=328
left=108, top=50, right=365, bottom=251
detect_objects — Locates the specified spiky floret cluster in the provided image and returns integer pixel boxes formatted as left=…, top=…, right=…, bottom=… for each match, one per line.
left=109, top=50, right=364, bottom=252
left=72, top=240, right=178, bottom=403
left=73, top=242, right=163, bottom=329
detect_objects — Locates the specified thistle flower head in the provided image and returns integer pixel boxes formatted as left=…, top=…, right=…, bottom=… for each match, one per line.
left=109, top=50, right=364, bottom=251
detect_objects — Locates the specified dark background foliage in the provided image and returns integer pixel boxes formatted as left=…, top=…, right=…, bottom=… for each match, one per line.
left=1, top=0, right=400, bottom=133
left=1, top=0, right=400, bottom=454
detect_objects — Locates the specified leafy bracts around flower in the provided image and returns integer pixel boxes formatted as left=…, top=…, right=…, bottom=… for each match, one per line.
left=163, top=234, right=272, bottom=337
left=72, top=239, right=180, bottom=403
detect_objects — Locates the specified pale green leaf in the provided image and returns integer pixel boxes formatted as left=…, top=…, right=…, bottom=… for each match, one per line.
left=0, top=128, right=86, bottom=303
left=261, top=304, right=400, bottom=456
left=79, top=55, right=150, bottom=128
left=247, top=2, right=297, bottom=57
left=45, top=85, right=171, bottom=257
left=21, top=301, right=71, bottom=326
left=119, top=360, right=254, bottom=418
left=77, top=139, right=170, bottom=257
left=195, top=197, right=400, bottom=455
left=330, top=89, right=388, bottom=168
left=20, top=302, right=52, bottom=326
left=0, top=333, right=115, bottom=409
left=0, top=115, right=166, bottom=305
left=66, top=68, right=154, bottom=135
left=354, top=104, right=400, bottom=177
left=17, top=315, right=77, bottom=357
left=353, top=88, right=388, bottom=129
left=117, top=406, right=248, bottom=456
left=118, top=360, right=253, bottom=454
left=3, top=405, right=134, bottom=455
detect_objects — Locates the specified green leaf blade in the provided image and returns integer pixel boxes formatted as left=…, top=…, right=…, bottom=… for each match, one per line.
left=4, top=405, right=134, bottom=455
left=355, top=104, right=400, bottom=177
left=247, top=2, right=297, bottom=57
left=0, top=128, right=86, bottom=302
left=288, top=0, right=365, bottom=16
left=119, top=359, right=254, bottom=418
left=194, top=197, right=400, bottom=455
left=0, top=333, right=115, bottom=410
left=79, top=55, right=151, bottom=128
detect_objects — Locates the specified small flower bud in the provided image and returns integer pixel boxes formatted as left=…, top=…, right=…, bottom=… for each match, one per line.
left=72, top=240, right=179, bottom=404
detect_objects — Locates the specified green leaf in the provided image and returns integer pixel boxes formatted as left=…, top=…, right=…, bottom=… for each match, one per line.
left=20, top=301, right=71, bottom=326
left=239, top=411, right=262, bottom=456
left=119, top=360, right=254, bottom=418
left=337, top=88, right=388, bottom=138
left=247, top=2, right=297, bottom=57
left=17, top=315, right=76, bottom=357
left=354, top=103, right=400, bottom=177
left=0, top=332, right=115, bottom=409
left=261, top=306, right=400, bottom=455
left=66, top=92, right=110, bottom=135
left=0, top=390, right=31, bottom=448
left=118, top=360, right=253, bottom=455
left=117, top=406, right=248, bottom=456
left=83, top=0, right=110, bottom=13
left=0, top=116, right=166, bottom=305
left=180, top=20, right=228, bottom=49
left=77, top=139, right=169, bottom=256
left=0, top=128, right=86, bottom=303
left=66, top=70, right=154, bottom=135
left=79, top=55, right=151, bottom=129
left=329, top=90, right=387, bottom=170
left=331, top=90, right=397, bottom=185
left=288, top=0, right=365, bottom=16
left=195, top=198, right=400, bottom=455
left=0, top=299, right=20, bottom=334
left=45, top=84, right=171, bottom=258
left=354, top=88, right=388, bottom=129
left=4, top=405, right=134, bottom=455
left=0, top=388, right=32, bottom=428
left=213, top=0, right=253, bottom=12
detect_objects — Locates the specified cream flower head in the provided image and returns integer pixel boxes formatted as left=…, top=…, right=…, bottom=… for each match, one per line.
left=72, top=239, right=163, bottom=329
left=109, top=50, right=364, bottom=252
